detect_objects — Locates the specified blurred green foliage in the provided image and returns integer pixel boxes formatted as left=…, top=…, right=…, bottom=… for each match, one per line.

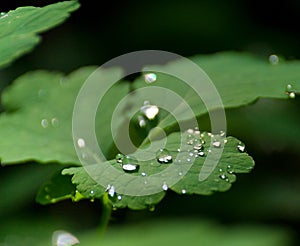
left=0, top=0, right=300, bottom=245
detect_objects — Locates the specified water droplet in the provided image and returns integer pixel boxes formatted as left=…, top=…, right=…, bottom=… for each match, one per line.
left=138, top=115, right=146, bottom=127
left=41, top=119, right=49, bottom=128
left=224, top=139, right=228, bottom=143
left=121, top=156, right=139, bottom=172
left=219, top=173, right=227, bottom=180
left=289, top=92, right=296, bottom=99
left=181, top=189, right=186, bottom=194
left=141, top=172, right=147, bottom=176
left=38, top=89, right=47, bottom=99
left=148, top=205, right=155, bottom=212
left=237, top=142, right=245, bottom=152
left=51, top=117, right=59, bottom=127
left=219, top=168, right=223, bottom=172
left=52, top=230, right=79, bottom=246
left=122, top=163, right=139, bottom=172
left=140, top=101, right=159, bottom=120
left=0, top=12, right=6, bottom=16
left=227, top=165, right=234, bottom=174
left=186, top=128, right=194, bottom=134
left=268, top=54, right=279, bottom=65
left=77, top=138, right=85, bottom=148
left=90, top=190, right=95, bottom=196
left=198, top=151, right=205, bottom=157
left=193, top=143, right=203, bottom=151
left=286, top=84, right=296, bottom=98
left=117, top=195, right=122, bottom=200
left=178, top=171, right=183, bottom=176
left=187, top=139, right=194, bottom=145
left=115, top=153, right=124, bottom=163
left=106, top=185, right=115, bottom=197
left=186, top=158, right=191, bottom=162
left=189, top=152, right=194, bottom=157
left=144, top=73, right=157, bottom=84
left=212, top=141, right=221, bottom=148
left=177, top=148, right=181, bottom=152
left=162, top=182, right=168, bottom=191
left=194, top=127, right=200, bottom=135
left=156, top=149, right=173, bottom=164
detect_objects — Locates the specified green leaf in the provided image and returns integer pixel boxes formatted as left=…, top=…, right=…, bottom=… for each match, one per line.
left=132, top=52, right=300, bottom=131
left=36, top=169, right=76, bottom=205
left=0, top=1, right=80, bottom=68
left=0, top=66, right=128, bottom=164
left=62, top=131, right=254, bottom=209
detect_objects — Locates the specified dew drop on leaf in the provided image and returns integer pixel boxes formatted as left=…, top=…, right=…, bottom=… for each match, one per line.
left=140, top=101, right=159, bottom=120
left=219, top=173, right=228, bottom=181
left=117, top=195, right=122, bottom=200
left=144, top=73, right=157, bottom=84
left=51, top=117, right=59, bottom=127
left=237, top=142, right=245, bottom=152
left=138, top=115, right=146, bottom=128
left=41, top=119, right=49, bottom=128
left=212, top=141, right=221, bottom=148
left=268, top=54, right=279, bottom=65
left=122, top=163, right=139, bottom=173
left=156, top=149, right=173, bottom=164
left=286, top=84, right=296, bottom=98
left=52, top=230, right=79, bottom=246
left=77, top=138, right=85, bottom=148
left=227, top=165, right=234, bottom=174
left=148, top=205, right=155, bottom=212
left=115, top=153, right=124, bottom=163
left=141, top=172, right=147, bottom=176
left=181, top=189, right=187, bottom=194
left=162, top=182, right=168, bottom=191
left=106, top=185, right=116, bottom=197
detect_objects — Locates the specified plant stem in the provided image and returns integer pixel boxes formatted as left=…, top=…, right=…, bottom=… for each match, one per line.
left=99, top=193, right=112, bottom=235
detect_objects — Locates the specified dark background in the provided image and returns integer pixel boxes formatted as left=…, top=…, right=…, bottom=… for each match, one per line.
left=0, top=0, right=300, bottom=245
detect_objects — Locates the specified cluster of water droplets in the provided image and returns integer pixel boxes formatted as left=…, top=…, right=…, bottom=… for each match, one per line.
left=285, top=84, right=297, bottom=99
left=40, top=117, right=59, bottom=128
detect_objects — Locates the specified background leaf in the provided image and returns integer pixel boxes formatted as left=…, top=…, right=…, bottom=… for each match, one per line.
left=0, top=1, right=79, bottom=68
left=0, top=66, right=129, bottom=165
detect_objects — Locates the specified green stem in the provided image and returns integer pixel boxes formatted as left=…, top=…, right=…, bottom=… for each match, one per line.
left=99, top=193, right=112, bottom=235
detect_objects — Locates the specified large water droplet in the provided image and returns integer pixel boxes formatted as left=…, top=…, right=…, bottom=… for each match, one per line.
left=121, top=156, right=139, bottom=172
left=122, top=163, right=139, bottom=172
left=162, top=182, right=168, bottom=191
left=140, top=101, right=159, bottom=120
left=156, top=148, right=173, bottom=164
left=237, top=142, right=245, bottom=152
left=144, top=73, right=157, bottom=84
left=77, top=138, right=86, bottom=148
left=268, top=54, right=279, bottom=65
left=52, top=230, right=79, bottom=246
left=41, top=119, right=49, bottom=128
left=117, top=195, right=122, bottom=200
